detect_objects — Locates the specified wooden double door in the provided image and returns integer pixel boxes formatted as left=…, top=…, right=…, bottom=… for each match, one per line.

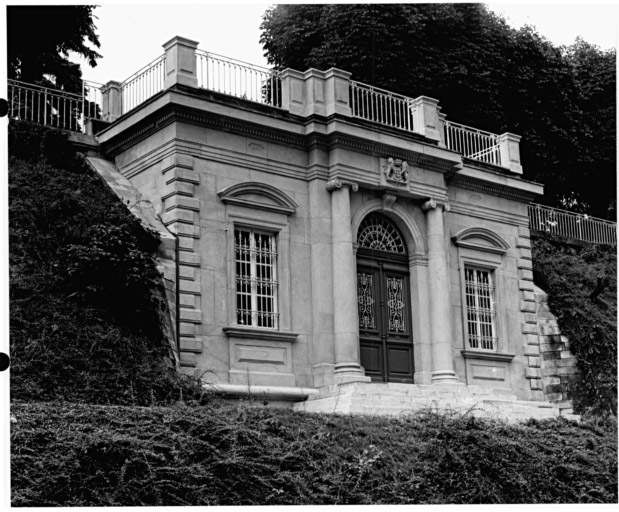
left=357, top=251, right=414, bottom=383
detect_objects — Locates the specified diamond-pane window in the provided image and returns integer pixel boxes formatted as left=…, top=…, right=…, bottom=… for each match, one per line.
left=235, top=228, right=278, bottom=329
left=464, top=267, right=497, bottom=351
left=357, top=213, right=406, bottom=253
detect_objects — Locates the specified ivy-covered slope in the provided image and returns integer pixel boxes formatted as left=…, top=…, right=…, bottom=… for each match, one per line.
left=11, top=400, right=618, bottom=505
left=532, top=236, right=617, bottom=415
left=8, top=121, right=201, bottom=405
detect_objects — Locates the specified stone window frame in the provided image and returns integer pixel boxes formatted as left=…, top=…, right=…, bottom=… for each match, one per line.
left=462, top=264, right=499, bottom=352
left=233, top=226, right=279, bottom=329
left=222, top=207, right=296, bottom=343
left=452, top=227, right=514, bottom=362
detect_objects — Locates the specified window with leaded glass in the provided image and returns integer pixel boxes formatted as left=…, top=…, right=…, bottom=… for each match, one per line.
left=464, top=267, right=497, bottom=351
left=235, top=228, right=278, bottom=329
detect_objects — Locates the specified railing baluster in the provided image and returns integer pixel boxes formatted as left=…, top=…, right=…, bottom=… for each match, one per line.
left=528, top=203, right=616, bottom=246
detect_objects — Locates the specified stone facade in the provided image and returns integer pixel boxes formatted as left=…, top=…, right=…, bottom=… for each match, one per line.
left=88, top=36, right=579, bottom=418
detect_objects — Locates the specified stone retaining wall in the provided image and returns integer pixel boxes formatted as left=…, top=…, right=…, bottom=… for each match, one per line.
left=534, top=284, right=581, bottom=411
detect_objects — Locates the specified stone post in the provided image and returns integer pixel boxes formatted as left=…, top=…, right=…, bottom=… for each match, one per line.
left=323, top=68, right=352, bottom=117
left=101, top=80, right=122, bottom=122
left=438, top=111, right=447, bottom=148
left=498, top=132, right=523, bottom=174
left=280, top=68, right=352, bottom=118
left=422, top=199, right=459, bottom=383
left=411, top=96, right=442, bottom=143
left=279, top=68, right=306, bottom=116
left=326, top=178, right=369, bottom=384
left=163, top=36, right=199, bottom=89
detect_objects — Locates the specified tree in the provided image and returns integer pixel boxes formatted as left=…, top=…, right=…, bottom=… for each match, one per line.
left=562, top=39, right=616, bottom=219
left=7, top=5, right=101, bottom=93
left=260, top=4, right=616, bottom=219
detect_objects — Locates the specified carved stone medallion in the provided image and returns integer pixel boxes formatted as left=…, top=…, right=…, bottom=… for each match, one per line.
left=383, top=157, right=409, bottom=186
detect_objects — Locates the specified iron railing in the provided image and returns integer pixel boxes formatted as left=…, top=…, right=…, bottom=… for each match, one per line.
left=444, top=120, right=501, bottom=166
left=196, top=50, right=282, bottom=107
left=529, top=203, right=617, bottom=245
left=119, top=54, right=166, bottom=114
left=8, top=79, right=103, bottom=132
left=350, top=81, right=415, bottom=132
left=6, top=49, right=516, bottom=172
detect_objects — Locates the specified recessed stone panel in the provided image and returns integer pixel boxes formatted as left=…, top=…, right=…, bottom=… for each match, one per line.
left=236, top=345, right=287, bottom=366
left=471, top=364, right=506, bottom=382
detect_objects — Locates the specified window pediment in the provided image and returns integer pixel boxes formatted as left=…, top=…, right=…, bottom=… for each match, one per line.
left=218, top=182, right=298, bottom=215
left=452, top=227, right=510, bottom=254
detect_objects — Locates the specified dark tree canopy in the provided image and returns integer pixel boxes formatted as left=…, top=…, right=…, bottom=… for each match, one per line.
left=260, top=4, right=616, bottom=219
left=7, top=5, right=101, bottom=93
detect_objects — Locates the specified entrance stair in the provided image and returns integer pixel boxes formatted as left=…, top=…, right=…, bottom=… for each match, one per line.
left=293, top=382, right=580, bottom=423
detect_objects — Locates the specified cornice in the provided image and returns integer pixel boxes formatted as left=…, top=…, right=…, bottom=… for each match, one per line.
left=450, top=174, right=538, bottom=203
left=99, top=95, right=461, bottom=177
left=450, top=200, right=529, bottom=227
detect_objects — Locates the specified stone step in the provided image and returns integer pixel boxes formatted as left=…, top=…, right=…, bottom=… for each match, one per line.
left=295, top=382, right=572, bottom=422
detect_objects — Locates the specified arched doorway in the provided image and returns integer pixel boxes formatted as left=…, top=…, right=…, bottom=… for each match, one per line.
left=356, top=212, right=414, bottom=383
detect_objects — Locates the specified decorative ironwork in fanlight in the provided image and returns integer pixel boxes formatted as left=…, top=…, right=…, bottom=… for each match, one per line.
left=357, top=272, right=376, bottom=330
left=357, top=213, right=406, bottom=254
left=386, top=276, right=406, bottom=332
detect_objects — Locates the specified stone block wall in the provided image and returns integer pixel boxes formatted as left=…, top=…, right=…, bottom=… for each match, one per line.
left=534, top=285, right=581, bottom=407
left=160, top=154, right=203, bottom=372
left=516, top=227, right=545, bottom=399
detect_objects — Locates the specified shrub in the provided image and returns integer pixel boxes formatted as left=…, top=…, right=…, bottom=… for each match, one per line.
left=532, top=235, right=617, bottom=415
left=9, top=121, right=203, bottom=405
left=10, top=401, right=619, bottom=505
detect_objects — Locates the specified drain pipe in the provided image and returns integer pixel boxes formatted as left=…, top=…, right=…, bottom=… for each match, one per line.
left=174, top=233, right=181, bottom=366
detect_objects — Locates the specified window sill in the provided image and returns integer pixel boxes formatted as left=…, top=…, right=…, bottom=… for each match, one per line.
left=460, top=350, right=515, bottom=363
left=223, top=326, right=299, bottom=343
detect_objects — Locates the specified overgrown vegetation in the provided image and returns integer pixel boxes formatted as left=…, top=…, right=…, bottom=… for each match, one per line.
left=9, top=121, right=203, bottom=405
left=11, top=400, right=617, bottom=506
left=532, top=235, right=617, bottom=415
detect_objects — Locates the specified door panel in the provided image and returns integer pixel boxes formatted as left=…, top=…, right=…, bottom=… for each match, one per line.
left=357, top=260, right=413, bottom=383
left=359, top=343, right=384, bottom=381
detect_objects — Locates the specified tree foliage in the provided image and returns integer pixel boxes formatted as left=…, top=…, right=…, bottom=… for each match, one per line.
left=7, top=5, right=101, bottom=93
left=260, top=4, right=616, bottom=219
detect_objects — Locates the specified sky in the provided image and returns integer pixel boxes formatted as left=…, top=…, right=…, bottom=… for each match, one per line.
left=73, top=1, right=618, bottom=86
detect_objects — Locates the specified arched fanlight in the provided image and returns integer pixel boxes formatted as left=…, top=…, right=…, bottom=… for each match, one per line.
left=357, top=213, right=406, bottom=254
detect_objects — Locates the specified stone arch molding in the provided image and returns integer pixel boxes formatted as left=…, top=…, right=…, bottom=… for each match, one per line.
left=451, top=227, right=510, bottom=254
left=217, top=182, right=298, bottom=215
left=351, top=199, right=426, bottom=256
